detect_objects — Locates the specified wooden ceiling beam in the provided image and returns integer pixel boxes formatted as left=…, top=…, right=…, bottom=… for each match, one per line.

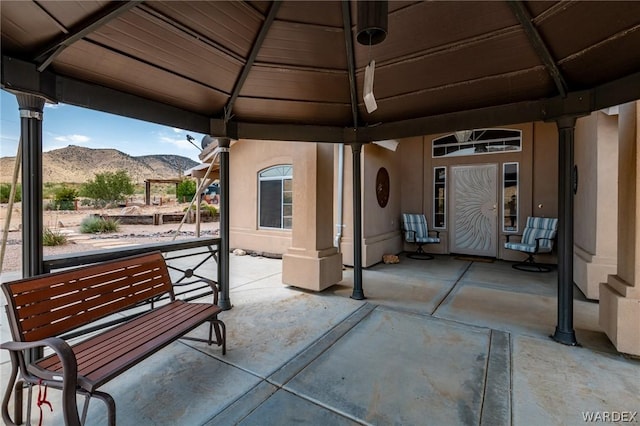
left=223, top=0, right=282, bottom=123
left=508, top=0, right=568, bottom=97
left=35, top=1, right=143, bottom=72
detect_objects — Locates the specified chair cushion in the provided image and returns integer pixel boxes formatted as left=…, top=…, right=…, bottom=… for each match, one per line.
left=402, top=213, right=429, bottom=242
left=505, top=242, right=552, bottom=254
left=521, top=217, right=558, bottom=250
left=416, top=236, right=440, bottom=243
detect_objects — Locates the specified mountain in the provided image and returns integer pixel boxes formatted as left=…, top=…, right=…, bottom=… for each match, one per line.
left=0, top=145, right=199, bottom=184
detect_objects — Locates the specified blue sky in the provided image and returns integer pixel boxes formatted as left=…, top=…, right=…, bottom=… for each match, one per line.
left=0, top=90, right=204, bottom=162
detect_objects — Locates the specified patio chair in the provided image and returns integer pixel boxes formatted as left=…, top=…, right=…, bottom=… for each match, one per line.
left=401, top=213, right=440, bottom=260
left=504, top=216, right=558, bottom=272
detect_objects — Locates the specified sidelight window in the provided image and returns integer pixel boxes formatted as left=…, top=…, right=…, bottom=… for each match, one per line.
left=433, top=167, right=446, bottom=228
left=503, top=162, right=519, bottom=232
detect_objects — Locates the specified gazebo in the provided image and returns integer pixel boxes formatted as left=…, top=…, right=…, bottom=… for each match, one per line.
left=2, top=1, right=640, bottom=354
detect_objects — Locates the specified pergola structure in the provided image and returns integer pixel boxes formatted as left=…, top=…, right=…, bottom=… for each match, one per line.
left=144, top=178, right=182, bottom=205
left=2, top=1, right=640, bottom=350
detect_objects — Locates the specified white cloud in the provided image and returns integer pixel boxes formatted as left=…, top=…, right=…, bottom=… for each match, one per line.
left=172, top=127, right=184, bottom=133
left=44, top=103, right=63, bottom=109
left=54, top=134, right=91, bottom=143
left=159, top=135, right=196, bottom=150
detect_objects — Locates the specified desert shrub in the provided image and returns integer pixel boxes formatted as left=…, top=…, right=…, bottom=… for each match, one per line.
left=80, top=216, right=120, bottom=234
left=43, top=228, right=67, bottom=246
left=201, top=202, right=218, bottom=216
left=52, top=186, right=78, bottom=210
left=0, top=183, right=21, bottom=203
left=80, top=170, right=134, bottom=207
left=183, top=202, right=218, bottom=216
left=176, top=179, right=196, bottom=201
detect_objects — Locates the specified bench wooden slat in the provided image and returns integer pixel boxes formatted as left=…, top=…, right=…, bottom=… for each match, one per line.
left=19, top=278, right=168, bottom=340
left=45, top=303, right=208, bottom=372
left=35, top=301, right=220, bottom=391
left=4, top=253, right=174, bottom=342
left=12, top=260, right=167, bottom=308
left=15, top=265, right=166, bottom=318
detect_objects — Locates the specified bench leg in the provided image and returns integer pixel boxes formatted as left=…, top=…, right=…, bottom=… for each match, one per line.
left=1, top=350, right=23, bottom=426
left=211, top=319, right=226, bottom=355
left=92, top=391, right=116, bottom=426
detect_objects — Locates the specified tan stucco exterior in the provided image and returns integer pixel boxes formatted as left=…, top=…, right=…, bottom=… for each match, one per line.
left=229, top=140, right=294, bottom=255
left=282, top=143, right=342, bottom=291
left=220, top=114, right=637, bottom=355
left=574, top=112, right=619, bottom=300
left=339, top=143, right=403, bottom=266
left=340, top=122, right=559, bottom=266
left=600, top=101, right=640, bottom=355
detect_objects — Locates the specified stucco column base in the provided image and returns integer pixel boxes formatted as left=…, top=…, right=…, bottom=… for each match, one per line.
left=599, top=276, right=640, bottom=356
left=574, top=247, right=617, bottom=300
left=282, top=249, right=343, bottom=292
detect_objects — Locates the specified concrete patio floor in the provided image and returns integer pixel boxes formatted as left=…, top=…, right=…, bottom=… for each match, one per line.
left=1, top=253, right=639, bottom=425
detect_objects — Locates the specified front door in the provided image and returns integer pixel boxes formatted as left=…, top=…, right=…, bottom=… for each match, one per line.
left=450, top=164, right=498, bottom=257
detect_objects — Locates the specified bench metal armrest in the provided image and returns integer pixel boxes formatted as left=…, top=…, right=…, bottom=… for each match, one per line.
left=200, top=277, right=220, bottom=305
left=1, top=338, right=81, bottom=426
left=175, top=277, right=220, bottom=305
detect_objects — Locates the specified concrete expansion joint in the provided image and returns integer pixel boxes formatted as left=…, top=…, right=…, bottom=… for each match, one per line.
left=265, top=303, right=376, bottom=385
left=431, top=261, right=473, bottom=315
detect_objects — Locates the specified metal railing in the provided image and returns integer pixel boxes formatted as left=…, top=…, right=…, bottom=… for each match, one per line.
left=42, top=237, right=223, bottom=341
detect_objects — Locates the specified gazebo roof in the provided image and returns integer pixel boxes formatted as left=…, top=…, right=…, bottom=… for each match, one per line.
left=1, top=1, right=639, bottom=141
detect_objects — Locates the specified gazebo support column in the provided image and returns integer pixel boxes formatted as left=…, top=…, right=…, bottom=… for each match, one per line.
left=552, top=117, right=578, bottom=345
left=599, top=101, right=640, bottom=356
left=350, top=142, right=365, bottom=300
left=218, top=138, right=232, bottom=310
left=283, top=143, right=342, bottom=291
left=17, top=93, right=46, bottom=279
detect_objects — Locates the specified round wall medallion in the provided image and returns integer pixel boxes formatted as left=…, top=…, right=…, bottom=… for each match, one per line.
left=376, top=167, right=390, bottom=208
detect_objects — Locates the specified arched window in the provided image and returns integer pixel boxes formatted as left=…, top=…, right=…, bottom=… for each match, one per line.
left=258, top=165, right=293, bottom=229
left=432, top=128, right=522, bottom=158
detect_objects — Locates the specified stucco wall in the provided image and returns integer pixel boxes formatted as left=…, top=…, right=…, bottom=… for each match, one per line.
left=231, top=122, right=563, bottom=266
left=340, top=143, right=403, bottom=267
left=573, top=112, right=618, bottom=299
left=362, top=144, right=403, bottom=266
left=229, top=139, right=294, bottom=254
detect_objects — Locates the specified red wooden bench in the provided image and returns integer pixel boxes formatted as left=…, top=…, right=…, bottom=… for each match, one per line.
left=1, top=251, right=226, bottom=426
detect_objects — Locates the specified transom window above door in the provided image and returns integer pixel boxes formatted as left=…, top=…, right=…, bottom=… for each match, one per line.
left=432, top=128, right=522, bottom=158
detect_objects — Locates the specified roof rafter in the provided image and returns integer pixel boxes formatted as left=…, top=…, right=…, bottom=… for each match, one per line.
left=223, top=0, right=282, bottom=123
left=508, top=0, right=568, bottom=97
left=35, top=1, right=143, bottom=72
left=342, top=0, right=360, bottom=129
